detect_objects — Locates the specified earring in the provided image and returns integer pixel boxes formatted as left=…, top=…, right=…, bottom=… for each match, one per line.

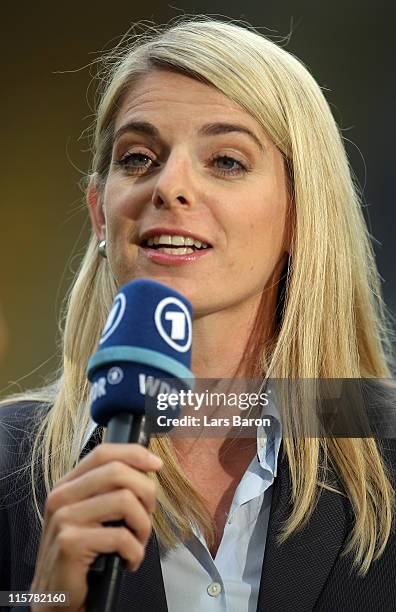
left=98, top=240, right=107, bottom=258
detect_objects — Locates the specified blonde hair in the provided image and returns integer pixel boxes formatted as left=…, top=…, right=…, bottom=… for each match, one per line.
left=3, top=17, right=395, bottom=575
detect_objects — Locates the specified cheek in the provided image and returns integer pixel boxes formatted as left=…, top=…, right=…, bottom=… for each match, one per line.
left=227, top=201, right=288, bottom=278
left=102, top=185, right=141, bottom=277
left=103, top=183, right=142, bottom=240
left=251, top=183, right=289, bottom=250
left=104, top=177, right=147, bottom=219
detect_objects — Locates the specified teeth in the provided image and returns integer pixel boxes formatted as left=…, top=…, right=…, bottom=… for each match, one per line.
left=144, top=234, right=210, bottom=248
left=171, top=236, right=185, bottom=246
left=157, top=247, right=195, bottom=255
left=159, top=234, right=172, bottom=245
left=157, top=247, right=172, bottom=254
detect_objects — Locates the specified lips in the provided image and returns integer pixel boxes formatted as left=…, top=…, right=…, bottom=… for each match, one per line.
left=139, top=245, right=211, bottom=265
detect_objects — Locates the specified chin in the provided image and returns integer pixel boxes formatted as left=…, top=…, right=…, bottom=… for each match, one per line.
left=118, top=267, right=218, bottom=314
left=153, top=276, right=196, bottom=301
left=126, top=270, right=192, bottom=296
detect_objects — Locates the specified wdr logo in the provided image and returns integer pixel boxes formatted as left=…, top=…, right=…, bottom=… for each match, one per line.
left=154, top=297, right=192, bottom=353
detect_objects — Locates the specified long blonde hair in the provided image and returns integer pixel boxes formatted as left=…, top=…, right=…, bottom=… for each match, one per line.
left=3, top=17, right=395, bottom=575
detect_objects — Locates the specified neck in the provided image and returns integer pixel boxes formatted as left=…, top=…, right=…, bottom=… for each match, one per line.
left=190, top=289, right=277, bottom=380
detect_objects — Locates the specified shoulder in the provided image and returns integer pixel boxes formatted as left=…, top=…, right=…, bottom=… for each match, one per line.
left=0, top=399, right=50, bottom=423
left=365, top=378, right=396, bottom=428
left=0, top=400, right=50, bottom=441
left=377, top=437, right=396, bottom=486
left=0, top=400, right=50, bottom=476
left=363, top=379, right=396, bottom=474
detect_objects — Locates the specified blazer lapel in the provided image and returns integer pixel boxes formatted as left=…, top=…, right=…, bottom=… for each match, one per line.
left=117, top=534, right=168, bottom=612
left=257, top=446, right=348, bottom=612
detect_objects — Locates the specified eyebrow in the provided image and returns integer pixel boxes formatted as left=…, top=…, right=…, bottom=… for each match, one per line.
left=112, top=121, right=266, bottom=153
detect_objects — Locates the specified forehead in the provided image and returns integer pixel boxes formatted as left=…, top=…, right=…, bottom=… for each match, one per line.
left=114, top=69, right=265, bottom=136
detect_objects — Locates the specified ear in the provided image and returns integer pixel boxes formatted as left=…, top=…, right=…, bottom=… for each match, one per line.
left=86, top=174, right=106, bottom=240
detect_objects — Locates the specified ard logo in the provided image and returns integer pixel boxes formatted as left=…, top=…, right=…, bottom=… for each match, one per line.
left=154, top=297, right=192, bottom=353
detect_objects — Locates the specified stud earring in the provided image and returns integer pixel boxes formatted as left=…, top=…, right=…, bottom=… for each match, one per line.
left=98, top=240, right=107, bottom=258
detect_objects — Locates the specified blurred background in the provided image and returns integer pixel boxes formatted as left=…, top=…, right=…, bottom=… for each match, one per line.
left=1, top=0, right=395, bottom=394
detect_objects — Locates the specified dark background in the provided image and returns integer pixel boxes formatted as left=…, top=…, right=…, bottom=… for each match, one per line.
left=1, top=1, right=395, bottom=394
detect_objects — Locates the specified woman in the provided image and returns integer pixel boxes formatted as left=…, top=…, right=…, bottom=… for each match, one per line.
left=0, top=17, right=395, bottom=612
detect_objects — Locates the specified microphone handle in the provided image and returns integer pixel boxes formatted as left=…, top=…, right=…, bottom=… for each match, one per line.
left=85, top=413, right=152, bottom=612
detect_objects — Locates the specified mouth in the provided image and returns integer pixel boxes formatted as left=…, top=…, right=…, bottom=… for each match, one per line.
left=141, top=237, right=210, bottom=255
left=138, top=230, right=213, bottom=265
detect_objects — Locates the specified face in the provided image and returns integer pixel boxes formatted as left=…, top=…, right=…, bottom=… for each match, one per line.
left=88, top=69, right=291, bottom=319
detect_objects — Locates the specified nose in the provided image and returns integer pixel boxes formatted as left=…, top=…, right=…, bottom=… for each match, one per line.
left=151, top=151, right=195, bottom=210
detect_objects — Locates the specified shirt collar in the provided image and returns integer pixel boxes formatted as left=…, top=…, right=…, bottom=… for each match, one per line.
left=257, top=389, right=282, bottom=477
left=82, top=416, right=97, bottom=451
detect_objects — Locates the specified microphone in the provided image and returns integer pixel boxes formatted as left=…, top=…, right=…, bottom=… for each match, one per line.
left=85, top=278, right=194, bottom=612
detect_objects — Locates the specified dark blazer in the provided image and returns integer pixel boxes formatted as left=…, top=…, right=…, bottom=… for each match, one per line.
left=0, top=401, right=395, bottom=611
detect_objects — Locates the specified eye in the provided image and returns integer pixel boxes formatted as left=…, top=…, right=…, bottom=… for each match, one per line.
left=114, top=152, right=157, bottom=174
left=211, top=155, right=248, bottom=177
left=113, top=151, right=249, bottom=177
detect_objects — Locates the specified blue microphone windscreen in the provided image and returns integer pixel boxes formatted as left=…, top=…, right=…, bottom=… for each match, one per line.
left=87, top=279, right=194, bottom=429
